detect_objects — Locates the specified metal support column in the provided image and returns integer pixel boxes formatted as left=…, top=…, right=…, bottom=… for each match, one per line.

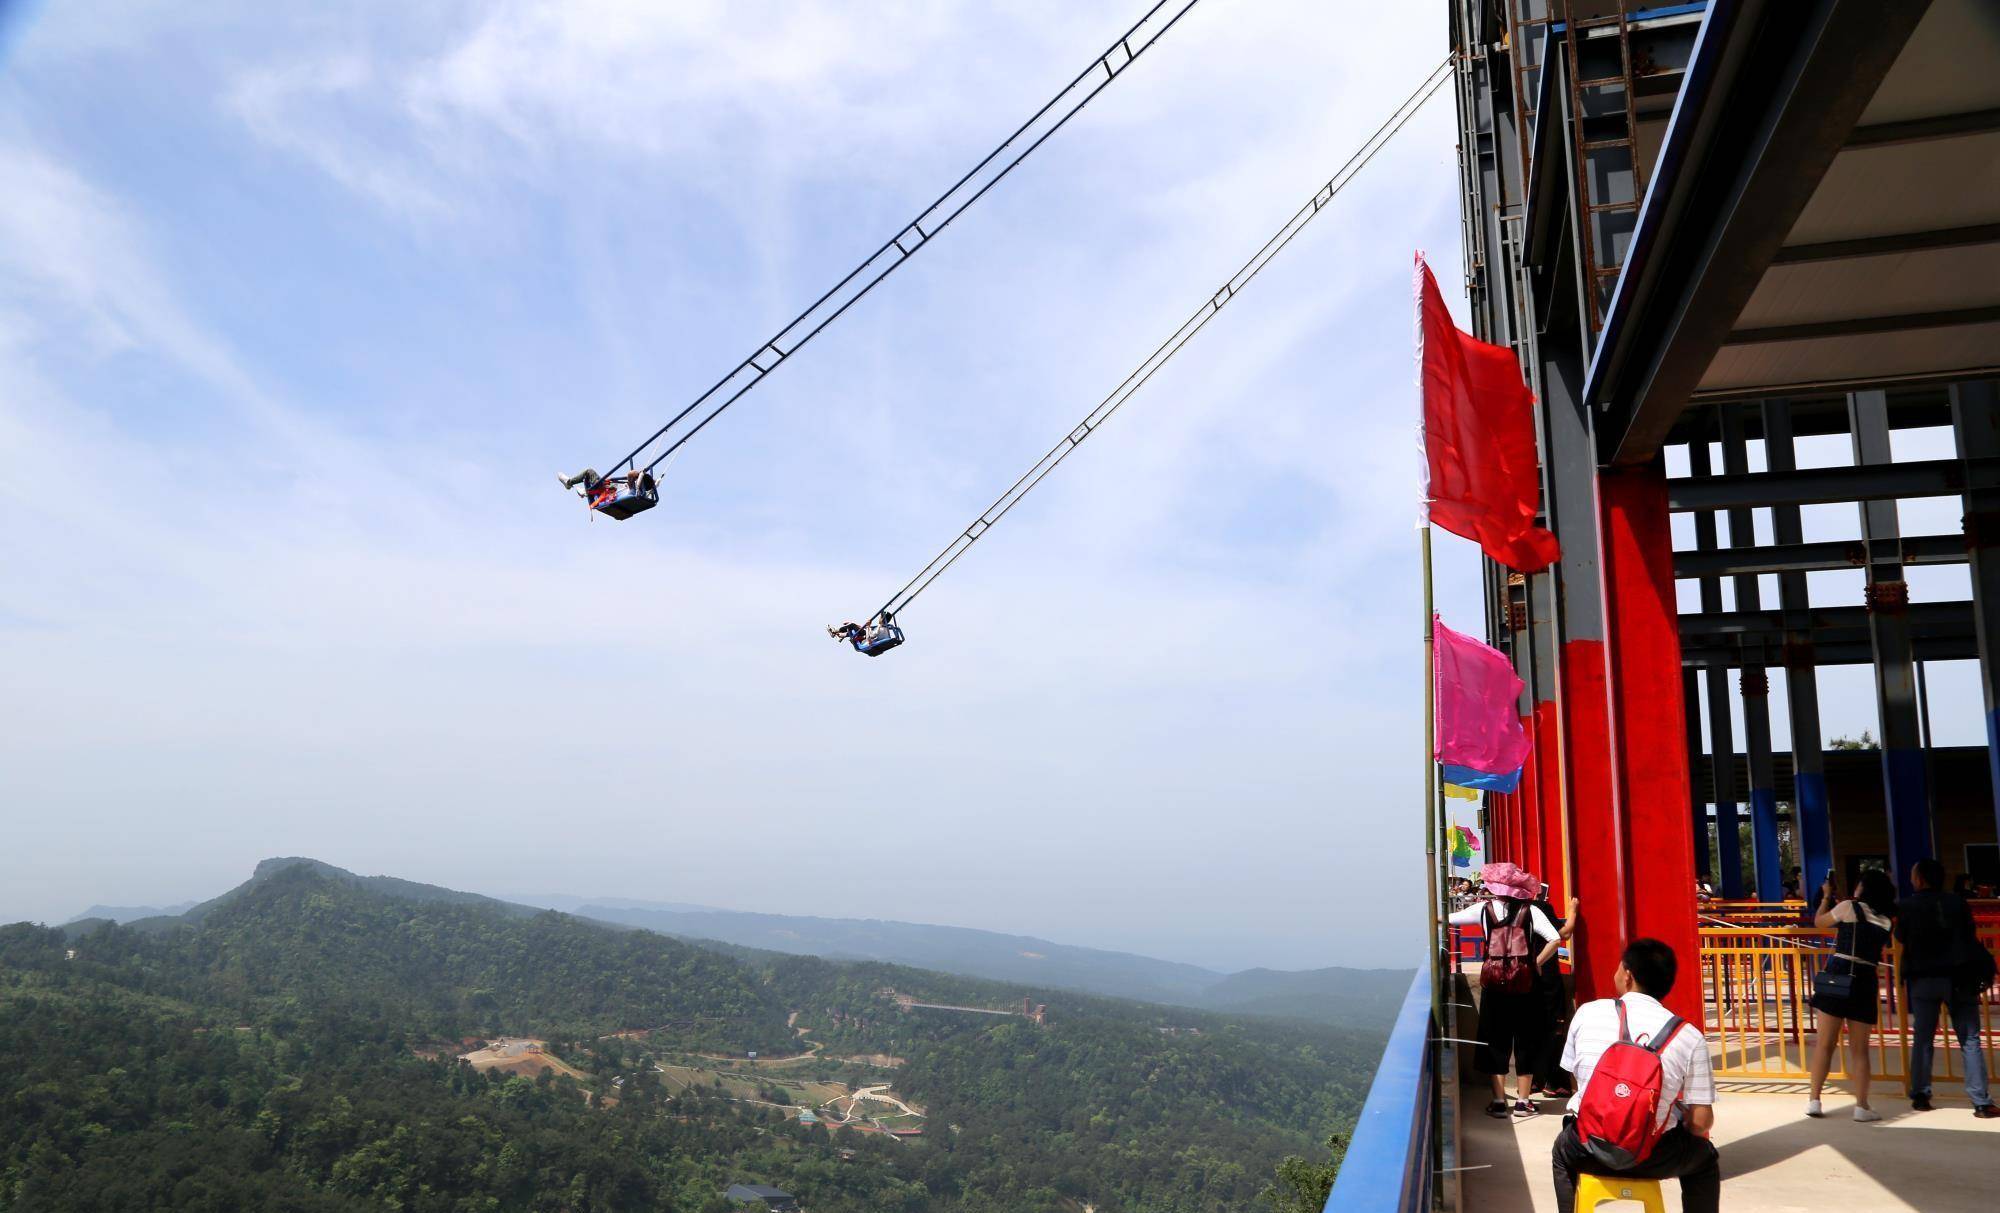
left=1600, top=458, right=1703, bottom=1025
left=1683, top=666, right=1711, bottom=882
left=1763, top=399, right=1835, bottom=895
left=1530, top=569, right=1569, bottom=906
left=1951, top=378, right=2000, bottom=849
left=1721, top=406, right=1784, bottom=900
left=1688, top=427, right=1747, bottom=896
left=1542, top=338, right=1623, bottom=1001
left=1850, top=389, right=1934, bottom=889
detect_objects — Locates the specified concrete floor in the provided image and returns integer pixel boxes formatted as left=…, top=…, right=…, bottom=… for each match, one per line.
left=1459, top=1083, right=2000, bottom=1212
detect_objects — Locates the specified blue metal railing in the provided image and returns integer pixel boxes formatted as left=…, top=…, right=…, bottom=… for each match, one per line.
left=1321, top=967, right=1437, bottom=1213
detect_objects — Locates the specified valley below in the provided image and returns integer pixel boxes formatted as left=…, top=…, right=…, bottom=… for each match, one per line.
left=2, top=858, right=1385, bottom=1213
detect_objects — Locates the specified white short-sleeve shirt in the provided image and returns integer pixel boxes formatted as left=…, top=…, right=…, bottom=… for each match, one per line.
left=1447, top=900, right=1559, bottom=943
left=1561, top=993, right=1714, bottom=1129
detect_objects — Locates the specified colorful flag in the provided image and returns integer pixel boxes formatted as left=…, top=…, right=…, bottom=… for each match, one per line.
left=1443, top=782, right=1481, bottom=801
left=1448, top=824, right=1482, bottom=868
left=1415, top=253, right=1560, bottom=572
left=1441, top=762, right=1522, bottom=793
left=1434, top=616, right=1532, bottom=776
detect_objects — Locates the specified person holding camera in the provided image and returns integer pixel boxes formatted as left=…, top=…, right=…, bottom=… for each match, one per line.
left=1805, top=868, right=1897, bottom=1121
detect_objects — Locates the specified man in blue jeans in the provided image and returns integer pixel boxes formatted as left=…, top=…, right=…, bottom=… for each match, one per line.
left=1896, top=858, right=1996, bottom=1116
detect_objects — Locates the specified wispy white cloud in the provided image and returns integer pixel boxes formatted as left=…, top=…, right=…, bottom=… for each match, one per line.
left=0, top=136, right=259, bottom=399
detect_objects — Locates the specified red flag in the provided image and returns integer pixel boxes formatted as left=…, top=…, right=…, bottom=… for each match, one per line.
left=1415, top=253, right=1560, bottom=572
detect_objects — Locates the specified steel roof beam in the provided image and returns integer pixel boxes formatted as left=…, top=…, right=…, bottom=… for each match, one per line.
left=1770, top=222, right=2000, bottom=265
left=1672, top=532, right=1966, bottom=577
left=1679, top=598, right=1974, bottom=639
left=1668, top=458, right=1982, bottom=511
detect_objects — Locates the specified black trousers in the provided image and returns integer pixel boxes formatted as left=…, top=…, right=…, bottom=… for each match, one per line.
left=1551, top=1117, right=1719, bottom=1213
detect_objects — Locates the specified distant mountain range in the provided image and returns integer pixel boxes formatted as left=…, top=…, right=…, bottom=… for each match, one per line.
left=65, top=859, right=1409, bottom=1030
left=514, top=898, right=1411, bottom=1030
left=63, top=901, right=198, bottom=924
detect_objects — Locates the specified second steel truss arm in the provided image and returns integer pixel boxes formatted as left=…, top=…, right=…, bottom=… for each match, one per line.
left=868, top=57, right=1455, bottom=626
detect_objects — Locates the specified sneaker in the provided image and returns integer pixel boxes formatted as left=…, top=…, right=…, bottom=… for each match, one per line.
left=557, top=474, right=571, bottom=489
left=1974, top=1104, right=1999, bottom=1119
left=1853, top=1106, right=1882, bottom=1123
left=1513, top=1100, right=1540, bottom=1119
left=1805, top=1099, right=1824, bottom=1118
left=1486, top=1100, right=1511, bottom=1119
left=1911, top=1096, right=1933, bottom=1112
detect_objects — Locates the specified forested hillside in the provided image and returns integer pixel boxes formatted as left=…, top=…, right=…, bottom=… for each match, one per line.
left=1, top=863, right=1379, bottom=1212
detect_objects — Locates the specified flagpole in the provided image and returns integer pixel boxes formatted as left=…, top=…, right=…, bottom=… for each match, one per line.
left=1422, top=523, right=1444, bottom=1030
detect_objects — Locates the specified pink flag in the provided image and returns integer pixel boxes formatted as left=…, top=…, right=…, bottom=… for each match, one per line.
left=1433, top=616, right=1531, bottom=775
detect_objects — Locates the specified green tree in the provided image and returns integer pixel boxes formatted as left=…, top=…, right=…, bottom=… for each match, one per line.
left=1260, top=1132, right=1345, bottom=1213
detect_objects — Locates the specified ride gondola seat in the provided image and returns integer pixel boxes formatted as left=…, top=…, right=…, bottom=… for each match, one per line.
left=854, top=623, right=905, bottom=656
left=591, top=483, right=660, bottom=520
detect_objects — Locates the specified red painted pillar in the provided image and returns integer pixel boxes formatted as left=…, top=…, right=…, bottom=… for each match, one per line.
left=1518, top=712, right=1546, bottom=888
left=1534, top=699, right=1566, bottom=907
left=1600, top=462, right=1703, bottom=1025
left=1560, top=635, right=1622, bottom=1003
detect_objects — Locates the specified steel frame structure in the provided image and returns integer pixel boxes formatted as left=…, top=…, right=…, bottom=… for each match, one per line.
left=1449, top=0, right=2000, bottom=1018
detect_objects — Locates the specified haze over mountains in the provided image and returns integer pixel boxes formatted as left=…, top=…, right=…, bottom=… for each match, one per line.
left=64, top=859, right=1409, bottom=1030
left=543, top=899, right=1411, bottom=1028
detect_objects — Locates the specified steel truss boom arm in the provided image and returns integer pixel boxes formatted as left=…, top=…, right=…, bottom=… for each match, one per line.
left=597, top=0, right=1208, bottom=480
left=868, top=57, right=1454, bottom=626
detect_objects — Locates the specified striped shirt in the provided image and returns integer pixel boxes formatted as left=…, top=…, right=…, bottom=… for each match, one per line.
left=1561, top=993, right=1714, bottom=1129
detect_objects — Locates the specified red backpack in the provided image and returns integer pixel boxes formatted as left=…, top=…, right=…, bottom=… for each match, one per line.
left=1575, top=999, right=1687, bottom=1169
left=1480, top=904, right=1536, bottom=994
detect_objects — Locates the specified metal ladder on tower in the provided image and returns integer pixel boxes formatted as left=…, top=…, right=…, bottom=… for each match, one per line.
left=1561, top=0, right=1646, bottom=334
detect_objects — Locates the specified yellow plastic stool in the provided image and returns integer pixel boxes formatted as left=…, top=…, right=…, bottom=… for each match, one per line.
left=1573, top=1173, right=1666, bottom=1213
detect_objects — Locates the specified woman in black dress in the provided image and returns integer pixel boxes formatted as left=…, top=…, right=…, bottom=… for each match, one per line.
left=1805, top=869, right=1897, bottom=1121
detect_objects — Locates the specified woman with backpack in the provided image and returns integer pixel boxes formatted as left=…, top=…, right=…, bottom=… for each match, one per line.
left=1448, top=861, right=1564, bottom=1119
left=1805, top=868, right=1898, bottom=1121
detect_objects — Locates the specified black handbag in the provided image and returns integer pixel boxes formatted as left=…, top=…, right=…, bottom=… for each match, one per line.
left=1812, top=969, right=1857, bottom=1002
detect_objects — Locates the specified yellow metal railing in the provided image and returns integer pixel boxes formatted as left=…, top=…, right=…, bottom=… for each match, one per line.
left=1700, top=925, right=2000, bottom=1084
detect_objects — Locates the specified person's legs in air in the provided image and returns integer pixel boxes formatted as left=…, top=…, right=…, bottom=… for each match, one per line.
left=559, top=468, right=600, bottom=490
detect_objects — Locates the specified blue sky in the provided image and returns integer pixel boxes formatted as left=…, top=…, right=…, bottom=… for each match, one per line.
left=6, top=2, right=1954, bottom=970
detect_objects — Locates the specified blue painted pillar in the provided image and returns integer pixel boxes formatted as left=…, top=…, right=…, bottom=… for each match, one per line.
left=1721, top=406, right=1784, bottom=900
left=1951, top=379, right=2000, bottom=855
left=1740, top=670, right=1784, bottom=900
left=1684, top=667, right=1712, bottom=882
left=1850, top=390, right=1934, bottom=892
left=1688, top=429, right=1746, bottom=896
left=1762, top=399, right=1834, bottom=896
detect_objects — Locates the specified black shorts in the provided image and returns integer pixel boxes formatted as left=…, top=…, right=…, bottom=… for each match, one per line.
left=1477, top=988, right=1547, bottom=1076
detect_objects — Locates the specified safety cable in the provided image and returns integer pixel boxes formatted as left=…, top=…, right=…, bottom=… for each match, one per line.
left=863, top=55, right=1454, bottom=627
left=591, top=0, right=1207, bottom=481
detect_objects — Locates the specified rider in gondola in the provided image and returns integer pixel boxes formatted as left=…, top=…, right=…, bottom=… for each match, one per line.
left=560, top=468, right=655, bottom=512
